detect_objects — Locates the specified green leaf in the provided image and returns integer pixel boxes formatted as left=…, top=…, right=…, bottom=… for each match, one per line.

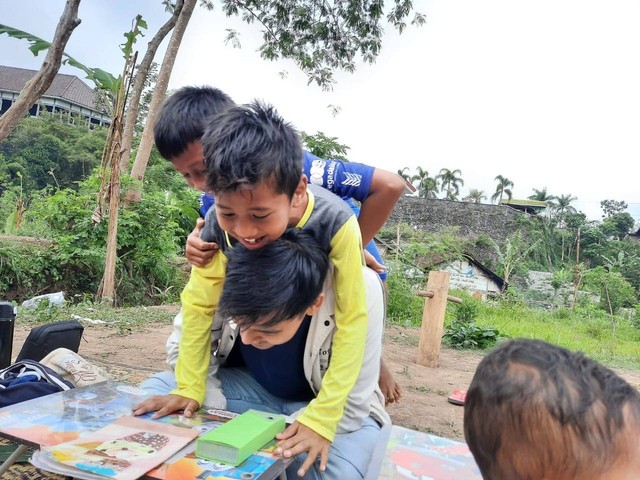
left=0, top=24, right=52, bottom=56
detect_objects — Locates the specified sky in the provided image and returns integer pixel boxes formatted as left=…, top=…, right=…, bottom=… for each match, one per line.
left=2, top=0, right=639, bottom=223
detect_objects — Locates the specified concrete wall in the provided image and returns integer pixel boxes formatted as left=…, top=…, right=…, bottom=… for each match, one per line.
left=386, top=196, right=525, bottom=239
left=383, top=196, right=531, bottom=269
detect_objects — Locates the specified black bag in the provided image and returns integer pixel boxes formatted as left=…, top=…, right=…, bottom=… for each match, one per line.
left=16, top=320, right=84, bottom=363
left=0, top=359, right=74, bottom=407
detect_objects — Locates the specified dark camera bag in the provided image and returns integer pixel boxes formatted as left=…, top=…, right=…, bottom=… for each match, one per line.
left=16, top=320, right=84, bottom=362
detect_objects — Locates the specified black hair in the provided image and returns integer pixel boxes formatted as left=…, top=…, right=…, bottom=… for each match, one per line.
left=219, top=229, right=329, bottom=327
left=153, top=85, right=235, bottom=160
left=464, top=338, right=640, bottom=480
left=202, top=100, right=303, bottom=198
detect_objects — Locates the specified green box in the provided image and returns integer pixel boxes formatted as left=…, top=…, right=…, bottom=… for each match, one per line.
left=195, top=409, right=286, bottom=466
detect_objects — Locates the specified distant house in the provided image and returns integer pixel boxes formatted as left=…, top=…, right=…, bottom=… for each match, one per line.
left=437, top=257, right=505, bottom=299
left=499, top=198, right=547, bottom=215
left=373, top=234, right=505, bottom=299
left=0, top=65, right=110, bottom=127
left=629, top=227, right=640, bottom=243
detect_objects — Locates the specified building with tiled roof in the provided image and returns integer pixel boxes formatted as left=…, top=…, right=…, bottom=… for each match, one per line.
left=0, top=65, right=110, bottom=127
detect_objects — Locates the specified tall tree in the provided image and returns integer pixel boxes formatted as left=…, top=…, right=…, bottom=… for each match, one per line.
left=411, top=167, right=439, bottom=198
left=301, top=131, right=349, bottom=160
left=600, top=199, right=628, bottom=219
left=550, top=194, right=577, bottom=220
left=0, top=0, right=81, bottom=140
left=491, top=175, right=514, bottom=204
left=528, top=187, right=554, bottom=202
left=126, top=0, right=197, bottom=203
left=436, top=168, right=463, bottom=200
left=96, top=16, right=147, bottom=304
left=397, top=167, right=412, bottom=183
left=126, top=0, right=425, bottom=202
left=118, top=0, right=186, bottom=173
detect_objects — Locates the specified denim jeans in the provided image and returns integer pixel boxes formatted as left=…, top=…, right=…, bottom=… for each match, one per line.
left=142, top=369, right=381, bottom=479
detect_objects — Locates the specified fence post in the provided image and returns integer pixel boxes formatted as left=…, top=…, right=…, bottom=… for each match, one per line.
left=417, top=271, right=451, bottom=368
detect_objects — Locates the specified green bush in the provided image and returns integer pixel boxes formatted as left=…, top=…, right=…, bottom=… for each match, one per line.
left=0, top=172, right=194, bottom=306
left=443, top=320, right=500, bottom=349
left=454, top=296, right=479, bottom=322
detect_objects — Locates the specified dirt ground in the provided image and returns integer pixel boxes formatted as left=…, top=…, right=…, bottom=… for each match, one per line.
left=11, top=308, right=640, bottom=442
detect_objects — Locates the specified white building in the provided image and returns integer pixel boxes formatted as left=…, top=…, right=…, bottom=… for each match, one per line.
left=0, top=65, right=110, bottom=127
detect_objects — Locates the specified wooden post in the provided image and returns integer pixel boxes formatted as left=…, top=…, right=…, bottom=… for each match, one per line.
left=417, top=270, right=451, bottom=368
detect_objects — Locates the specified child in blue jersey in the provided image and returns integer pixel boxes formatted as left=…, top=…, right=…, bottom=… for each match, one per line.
left=154, top=85, right=403, bottom=404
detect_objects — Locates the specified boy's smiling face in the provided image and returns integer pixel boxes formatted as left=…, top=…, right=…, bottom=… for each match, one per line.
left=214, top=177, right=307, bottom=250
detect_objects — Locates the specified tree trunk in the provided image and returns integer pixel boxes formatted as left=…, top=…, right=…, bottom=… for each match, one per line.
left=118, top=0, right=184, bottom=173
left=0, top=0, right=81, bottom=141
left=125, top=0, right=197, bottom=203
left=100, top=118, right=124, bottom=304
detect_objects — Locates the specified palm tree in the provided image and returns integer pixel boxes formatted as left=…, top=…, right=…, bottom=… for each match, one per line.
left=549, top=193, right=577, bottom=226
left=436, top=168, right=464, bottom=200
left=528, top=187, right=555, bottom=202
left=397, top=167, right=412, bottom=183
left=491, top=175, right=514, bottom=204
left=419, top=176, right=439, bottom=198
left=464, top=189, right=486, bottom=204
left=411, top=167, right=439, bottom=198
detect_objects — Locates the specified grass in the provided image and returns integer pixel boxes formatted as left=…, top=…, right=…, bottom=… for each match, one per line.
left=474, top=302, right=640, bottom=370
left=387, top=281, right=640, bottom=370
left=15, top=301, right=178, bottom=334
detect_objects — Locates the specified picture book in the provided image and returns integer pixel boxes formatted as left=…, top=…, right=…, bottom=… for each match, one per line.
left=146, top=409, right=290, bottom=480
left=0, top=381, right=289, bottom=480
left=34, top=415, right=198, bottom=480
left=378, top=425, right=482, bottom=480
left=0, top=381, right=151, bottom=447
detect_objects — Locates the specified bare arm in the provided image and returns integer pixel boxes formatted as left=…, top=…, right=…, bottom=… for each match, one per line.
left=186, top=218, right=219, bottom=267
left=357, top=168, right=405, bottom=246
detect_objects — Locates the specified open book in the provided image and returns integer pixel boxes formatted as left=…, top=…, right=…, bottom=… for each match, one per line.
left=31, top=416, right=198, bottom=480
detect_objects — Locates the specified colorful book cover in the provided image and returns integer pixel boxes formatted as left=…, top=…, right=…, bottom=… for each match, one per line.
left=1, top=382, right=288, bottom=479
left=0, top=381, right=150, bottom=447
left=378, top=425, right=482, bottom=480
left=146, top=409, right=288, bottom=480
left=38, top=415, right=199, bottom=480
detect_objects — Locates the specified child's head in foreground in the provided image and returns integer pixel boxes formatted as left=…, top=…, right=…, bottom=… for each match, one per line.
left=154, top=85, right=235, bottom=190
left=218, top=228, right=328, bottom=349
left=464, top=338, right=640, bottom=480
left=201, top=101, right=306, bottom=250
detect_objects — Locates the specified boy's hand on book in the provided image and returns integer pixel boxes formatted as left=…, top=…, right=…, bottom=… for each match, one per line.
left=132, top=394, right=200, bottom=419
left=275, top=421, right=331, bottom=477
left=186, top=218, right=220, bottom=267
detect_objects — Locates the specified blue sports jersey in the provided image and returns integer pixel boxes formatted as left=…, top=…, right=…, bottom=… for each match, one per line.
left=198, top=150, right=375, bottom=217
left=197, top=150, right=387, bottom=280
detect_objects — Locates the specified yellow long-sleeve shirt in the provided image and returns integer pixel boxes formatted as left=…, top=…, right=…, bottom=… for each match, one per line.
left=173, top=185, right=368, bottom=441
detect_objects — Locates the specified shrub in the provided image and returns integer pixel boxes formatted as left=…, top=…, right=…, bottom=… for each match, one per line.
left=443, top=320, right=500, bottom=349
left=454, top=296, right=479, bottom=322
